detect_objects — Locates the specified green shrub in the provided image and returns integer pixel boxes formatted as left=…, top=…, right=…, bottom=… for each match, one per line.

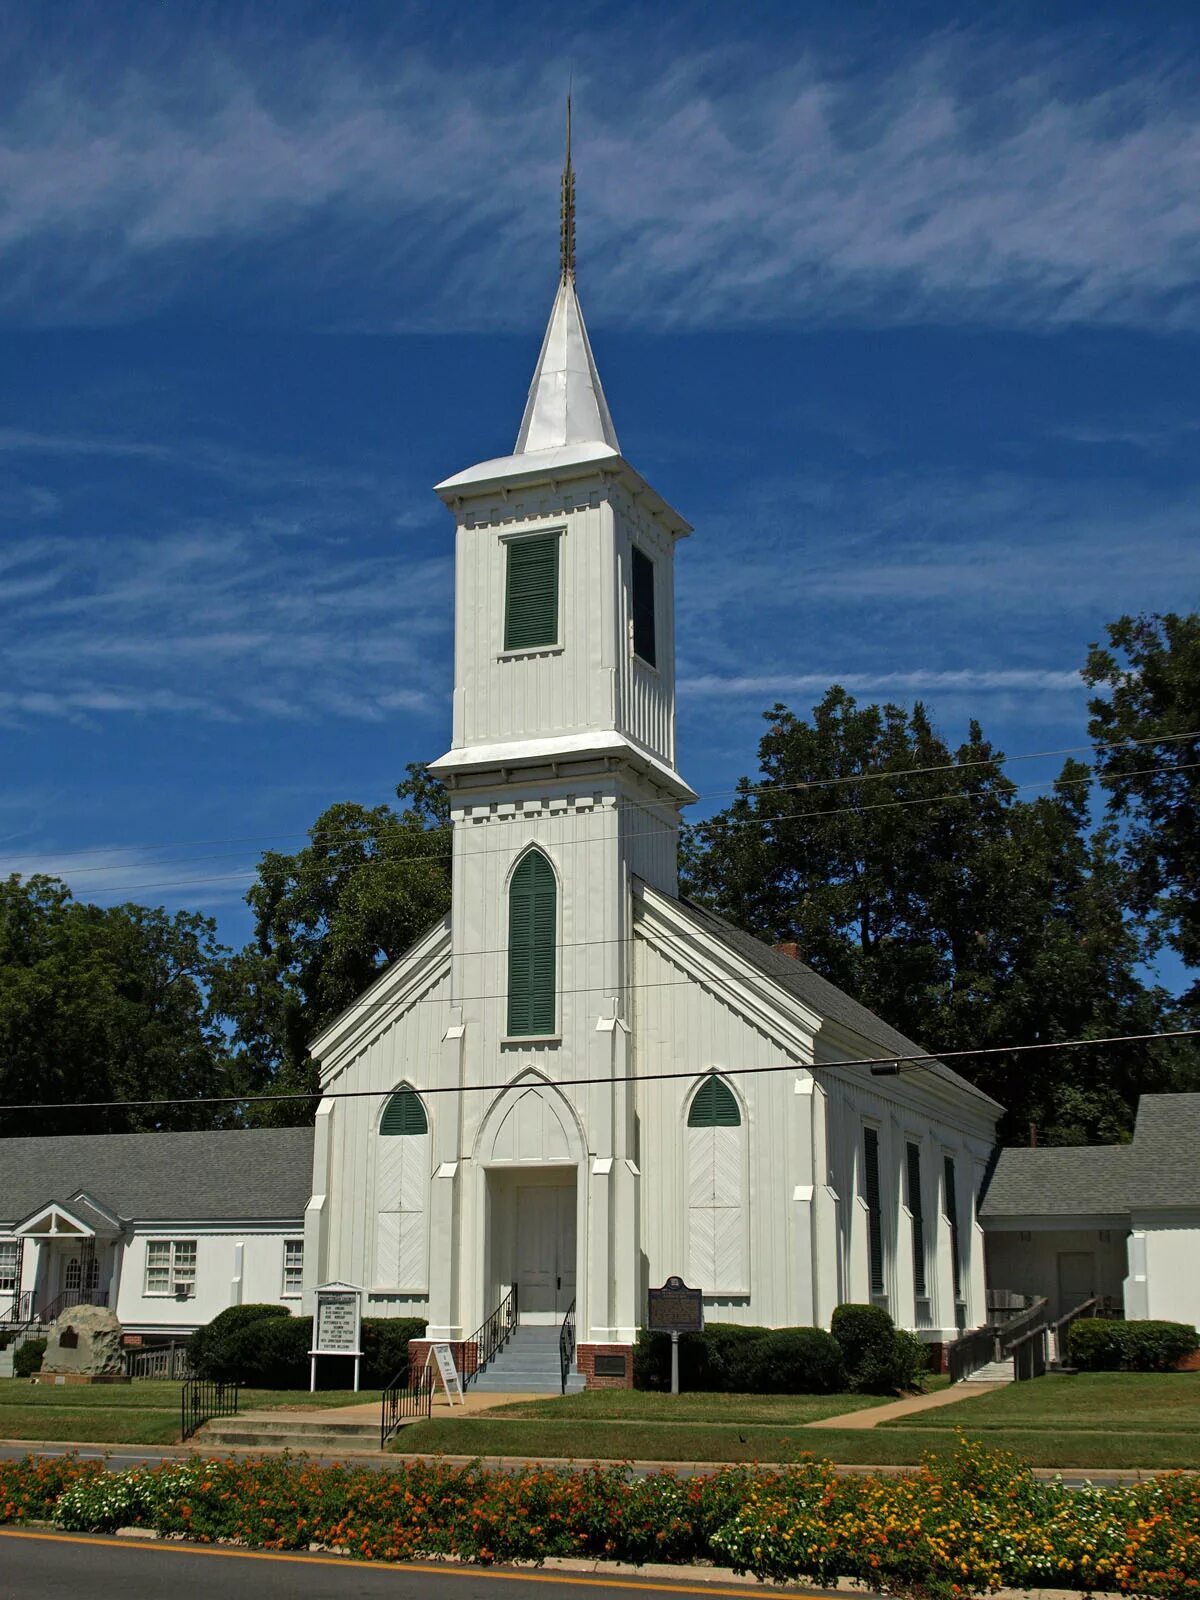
left=14, top=1337, right=46, bottom=1378
left=891, top=1328, right=931, bottom=1391
left=1068, top=1318, right=1124, bottom=1371
left=1071, top=1317, right=1198, bottom=1372
left=1121, top=1320, right=1198, bottom=1371
left=188, top=1303, right=291, bottom=1379
left=361, top=1317, right=427, bottom=1388
left=831, top=1303, right=908, bottom=1392
left=743, top=1328, right=846, bottom=1394
left=634, top=1323, right=845, bottom=1394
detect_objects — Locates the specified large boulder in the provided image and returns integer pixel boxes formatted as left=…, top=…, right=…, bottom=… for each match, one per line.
left=42, top=1304, right=125, bottom=1377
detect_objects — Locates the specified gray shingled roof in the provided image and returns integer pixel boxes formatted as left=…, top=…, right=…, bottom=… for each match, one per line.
left=679, top=897, right=1000, bottom=1107
left=980, top=1093, right=1200, bottom=1219
left=0, top=1127, right=314, bottom=1226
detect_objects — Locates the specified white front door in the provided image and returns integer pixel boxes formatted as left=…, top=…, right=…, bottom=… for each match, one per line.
left=516, top=1185, right=576, bottom=1323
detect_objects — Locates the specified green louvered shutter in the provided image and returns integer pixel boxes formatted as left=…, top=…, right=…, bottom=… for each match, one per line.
left=508, top=850, right=556, bottom=1035
left=504, top=535, right=560, bottom=651
left=864, top=1127, right=885, bottom=1296
left=687, top=1075, right=741, bottom=1128
left=944, top=1155, right=963, bottom=1302
left=906, top=1142, right=927, bottom=1296
left=631, top=547, right=656, bottom=666
left=380, top=1088, right=428, bottom=1136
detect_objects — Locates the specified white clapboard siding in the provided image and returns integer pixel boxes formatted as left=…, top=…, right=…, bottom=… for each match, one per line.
left=686, top=1124, right=748, bottom=1294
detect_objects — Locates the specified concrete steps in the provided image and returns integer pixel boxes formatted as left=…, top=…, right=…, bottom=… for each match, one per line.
left=960, top=1358, right=1015, bottom=1384
left=469, top=1325, right=584, bottom=1394
left=198, top=1412, right=381, bottom=1452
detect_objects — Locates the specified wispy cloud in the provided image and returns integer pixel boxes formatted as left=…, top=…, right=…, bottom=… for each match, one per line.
left=683, top=668, right=1085, bottom=698
left=1, top=21, right=1198, bottom=331
left=0, top=842, right=255, bottom=908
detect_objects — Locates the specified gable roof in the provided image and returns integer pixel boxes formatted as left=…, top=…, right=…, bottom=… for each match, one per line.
left=678, top=897, right=1000, bottom=1108
left=0, top=1127, right=314, bottom=1227
left=980, top=1093, right=1200, bottom=1219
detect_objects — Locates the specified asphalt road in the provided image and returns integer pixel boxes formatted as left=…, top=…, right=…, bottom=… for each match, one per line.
left=0, top=1530, right=781, bottom=1600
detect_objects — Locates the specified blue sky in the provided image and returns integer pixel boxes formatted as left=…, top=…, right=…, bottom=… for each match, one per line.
left=1, top=1, right=1198, bottom=991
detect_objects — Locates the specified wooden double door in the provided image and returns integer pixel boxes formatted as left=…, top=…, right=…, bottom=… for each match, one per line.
left=515, top=1184, right=576, bottom=1323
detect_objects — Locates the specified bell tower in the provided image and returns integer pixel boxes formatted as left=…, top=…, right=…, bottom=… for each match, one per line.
left=424, top=106, right=693, bottom=1348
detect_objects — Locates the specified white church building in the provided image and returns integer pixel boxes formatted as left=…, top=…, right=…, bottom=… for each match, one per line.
left=299, top=150, right=1003, bottom=1386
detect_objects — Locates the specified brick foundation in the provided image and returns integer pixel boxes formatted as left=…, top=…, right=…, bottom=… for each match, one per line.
left=922, top=1341, right=950, bottom=1376
left=576, top=1342, right=634, bottom=1389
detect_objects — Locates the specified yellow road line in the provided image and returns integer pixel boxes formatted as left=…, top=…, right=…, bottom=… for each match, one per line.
left=0, top=1529, right=818, bottom=1596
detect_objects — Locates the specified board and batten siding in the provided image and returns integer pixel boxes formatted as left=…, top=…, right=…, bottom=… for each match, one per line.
left=318, top=966, right=451, bottom=1316
left=632, top=934, right=816, bottom=1328
left=612, top=490, right=678, bottom=770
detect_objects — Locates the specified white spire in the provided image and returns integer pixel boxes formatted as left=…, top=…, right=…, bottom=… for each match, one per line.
left=513, top=276, right=621, bottom=455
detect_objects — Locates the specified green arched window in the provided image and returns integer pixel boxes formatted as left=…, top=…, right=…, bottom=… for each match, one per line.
left=687, top=1075, right=741, bottom=1128
left=508, top=849, right=556, bottom=1036
left=380, top=1087, right=428, bottom=1136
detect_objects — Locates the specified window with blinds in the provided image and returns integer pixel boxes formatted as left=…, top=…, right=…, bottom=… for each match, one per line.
left=863, top=1127, right=885, bottom=1299
left=906, top=1142, right=927, bottom=1297
left=631, top=546, right=656, bottom=666
left=507, top=849, right=557, bottom=1036
left=504, top=534, right=560, bottom=651
left=282, top=1239, right=304, bottom=1297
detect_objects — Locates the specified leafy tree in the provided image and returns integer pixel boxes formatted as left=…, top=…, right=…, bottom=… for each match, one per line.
left=0, top=875, right=234, bottom=1137
left=1085, top=612, right=1200, bottom=1003
left=214, top=765, right=452, bottom=1121
left=683, top=688, right=1186, bottom=1144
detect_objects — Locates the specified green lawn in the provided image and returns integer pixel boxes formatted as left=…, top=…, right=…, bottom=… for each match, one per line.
left=0, top=1380, right=381, bottom=1444
left=877, top=1371, right=1200, bottom=1434
left=482, top=1389, right=893, bottom=1424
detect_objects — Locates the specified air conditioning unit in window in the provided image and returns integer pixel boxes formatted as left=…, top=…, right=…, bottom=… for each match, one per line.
left=173, top=1283, right=193, bottom=1299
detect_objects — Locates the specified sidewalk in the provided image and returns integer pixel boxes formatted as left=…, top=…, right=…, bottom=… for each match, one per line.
left=807, top=1381, right=1002, bottom=1429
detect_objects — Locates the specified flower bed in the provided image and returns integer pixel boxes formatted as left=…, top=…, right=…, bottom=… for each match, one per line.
left=1, top=1438, right=1198, bottom=1597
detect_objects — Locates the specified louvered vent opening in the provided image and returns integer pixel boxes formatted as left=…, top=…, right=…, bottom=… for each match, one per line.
left=906, top=1142, right=927, bottom=1297
left=504, top=535, right=560, bottom=651
left=380, top=1088, right=428, bottom=1136
left=508, top=849, right=557, bottom=1036
left=687, top=1075, right=741, bottom=1128
left=944, top=1155, right=963, bottom=1303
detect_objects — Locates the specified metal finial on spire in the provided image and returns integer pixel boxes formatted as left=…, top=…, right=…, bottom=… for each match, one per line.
left=560, top=92, right=576, bottom=282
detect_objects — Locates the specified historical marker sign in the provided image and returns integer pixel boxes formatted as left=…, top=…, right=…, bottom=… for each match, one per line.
left=648, top=1276, right=704, bottom=1334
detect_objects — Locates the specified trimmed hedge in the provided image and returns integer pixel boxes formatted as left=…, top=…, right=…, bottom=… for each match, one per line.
left=832, top=1303, right=928, bottom=1393
left=14, top=1337, right=46, bottom=1378
left=187, top=1305, right=426, bottom=1388
left=1069, top=1317, right=1198, bottom=1372
left=634, top=1322, right=846, bottom=1394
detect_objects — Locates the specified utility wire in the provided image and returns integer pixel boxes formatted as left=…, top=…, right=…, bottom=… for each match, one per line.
left=20, top=756, right=1199, bottom=899
left=4, top=728, right=1196, bottom=872
left=2, top=1027, right=1196, bottom=1116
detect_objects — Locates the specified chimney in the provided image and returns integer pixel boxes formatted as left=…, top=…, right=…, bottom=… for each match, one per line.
left=773, top=942, right=800, bottom=962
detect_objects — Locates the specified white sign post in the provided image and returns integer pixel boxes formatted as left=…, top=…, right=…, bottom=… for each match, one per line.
left=424, top=1341, right=464, bottom=1406
left=309, top=1282, right=364, bottom=1393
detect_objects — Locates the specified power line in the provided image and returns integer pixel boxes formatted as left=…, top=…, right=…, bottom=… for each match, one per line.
left=17, top=756, right=1199, bottom=901
left=2, top=1026, right=1195, bottom=1116
left=4, top=727, right=1196, bottom=873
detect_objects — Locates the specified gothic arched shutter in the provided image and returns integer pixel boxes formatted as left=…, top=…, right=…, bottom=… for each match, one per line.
left=508, top=850, right=556, bottom=1036
left=376, top=1088, right=430, bottom=1291
left=686, top=1075, right=748, bottom=1294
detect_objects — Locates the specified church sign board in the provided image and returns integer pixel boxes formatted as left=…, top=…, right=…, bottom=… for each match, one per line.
left=309, top=1282, right=364, bottom=1392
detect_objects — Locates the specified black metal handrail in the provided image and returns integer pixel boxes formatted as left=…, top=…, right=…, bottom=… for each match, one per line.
left=461, top=1284, right=518, bottom=1388
left=558, top=1298, right=576, bottom=1395
left=380, top=1366, right=434, bottom=1448
left=180, top=1379, right=239, bottom=1441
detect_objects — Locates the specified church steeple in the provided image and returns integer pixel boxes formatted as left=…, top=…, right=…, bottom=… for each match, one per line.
left=512, top=98, right=620, bottom=457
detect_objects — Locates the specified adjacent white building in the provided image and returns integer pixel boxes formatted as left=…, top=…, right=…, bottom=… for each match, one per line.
left=302, top=174, right=1003, bottom=1385
left=981, top=1092, right=1200, bottom=1328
